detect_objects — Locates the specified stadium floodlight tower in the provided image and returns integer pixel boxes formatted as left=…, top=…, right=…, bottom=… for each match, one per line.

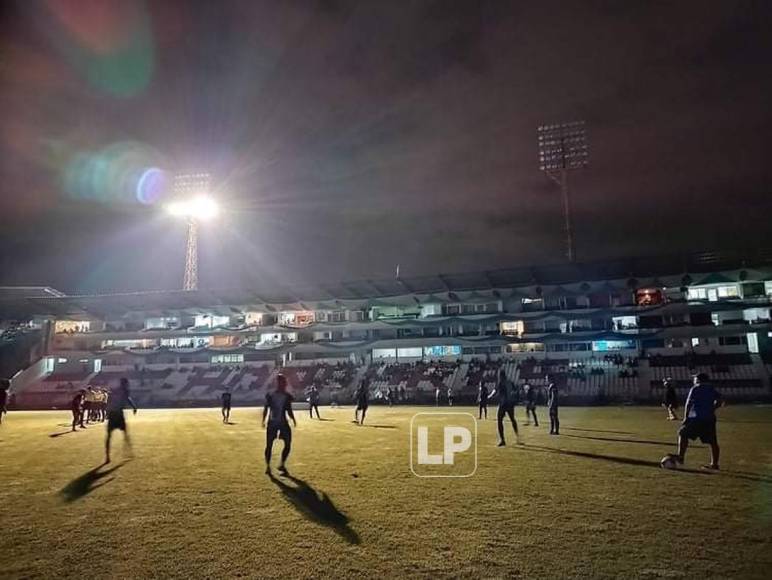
left=537, top=121, right=589, bottom=263
left=166, top=173, right=218, bottom=291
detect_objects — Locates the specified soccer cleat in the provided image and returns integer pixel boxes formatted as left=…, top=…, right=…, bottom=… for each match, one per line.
left=497, top=441, right=506, bottom=447
left=278, top=465, right=289, bottom=476
left=701, top=464, right=719, bottom=471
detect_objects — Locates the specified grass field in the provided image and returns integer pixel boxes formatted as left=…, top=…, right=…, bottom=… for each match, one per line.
left=1, top=405, right=771, bottom=579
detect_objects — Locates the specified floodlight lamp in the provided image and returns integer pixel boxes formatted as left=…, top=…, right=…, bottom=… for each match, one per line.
left=165, top=195, right=220, bottom=221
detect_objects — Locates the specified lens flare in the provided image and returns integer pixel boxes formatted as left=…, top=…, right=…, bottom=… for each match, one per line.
left=137, top=168, right=168, bottom=205
left=63, top=141, right=168, bottom=206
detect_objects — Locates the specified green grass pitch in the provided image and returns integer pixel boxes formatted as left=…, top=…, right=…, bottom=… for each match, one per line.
left=1, top=405, right=770, bottom=579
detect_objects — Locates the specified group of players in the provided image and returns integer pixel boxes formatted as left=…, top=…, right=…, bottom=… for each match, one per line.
left=258, top=368, right=723, bottom=472
left=0, top=363, right=725, bottom=474
left=70, top=386, right=110, bottom=430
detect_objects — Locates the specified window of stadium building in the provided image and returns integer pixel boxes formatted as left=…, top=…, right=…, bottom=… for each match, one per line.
left=278, top=312, right=314, bottom=326
left=244, top=312, right=263, bottom=326
left=522, top=297, right=544, bottom=311
left=717, top=285, right=739, bottom=299
left=144, top=317, right=179, bottom=330
left=373, top=348, right=397, bottom=359
left=635, top=288, right=663, bottom=306
left=612, top=316, right=637, bottom=330
left=424, top=345, right=462, bottom=357
left=210, top=354, right=244, bottom=364
left=194, top=315, right=230, bottom=329
left=687, top=288, right=708, bottom=301
left=55, top=320, right=90, bottom=334
left=421, top=303, right=442, bottom=316
left=591, top=340, right=636, bottom=352
left=348, top=310, right=366, bottom=322
left=500, top=321, right=524, bottom=336
left=508, top=342, right=545, bottom=353
left=103, top=339, right=156, bottom=349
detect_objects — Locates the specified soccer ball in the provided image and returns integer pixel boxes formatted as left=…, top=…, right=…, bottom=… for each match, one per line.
left=660, top=454, right=678, bottom=470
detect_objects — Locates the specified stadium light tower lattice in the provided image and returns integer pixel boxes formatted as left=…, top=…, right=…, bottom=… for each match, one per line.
left=166, top=173, right=218, bottom=291
left=537, top=121, right=589, bottom=262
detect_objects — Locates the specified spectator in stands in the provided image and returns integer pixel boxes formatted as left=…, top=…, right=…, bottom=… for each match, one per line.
left=662, top=378, right=679, bottom=421
left=478, top=381, right=489, bottom=420
left=674, top=373, right=723, bottom=470
left=546, top=376, right=560, bottom=435
left=523, top=382, right=539, bottom=427
left=489, top=370, right=521, bottom=446
left=0, top=378, right=9, bottom=424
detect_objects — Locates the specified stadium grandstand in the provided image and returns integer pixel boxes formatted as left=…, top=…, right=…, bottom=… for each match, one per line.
left=2, top=248, right=771, bottom=409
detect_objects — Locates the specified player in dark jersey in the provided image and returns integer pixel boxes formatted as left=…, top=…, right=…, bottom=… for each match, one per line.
left=478, top=382, right=489, bottom=420
left=308, top=384, right=321, bottom=419
left=489, top=369, right=521, bottom=446
left=221, top=390, right=232, bottom=423
left=262, top=374, right=296, bottom=475
left=673, top=373, right=723, bottom=470
left=662, top=378, right=679, bottom=421
left=546, top=376, right=559, bottom=435
left=71, top=389, right=86, bottom=431
left=105, top=378, right=137, bottom=464
left=354, top=378, right=369, bottom=425
left=523, top=382, right=539, bottom=426
left=0, top=378, right=9, bottom=424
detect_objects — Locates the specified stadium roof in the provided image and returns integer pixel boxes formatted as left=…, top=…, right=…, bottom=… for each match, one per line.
left=0, top=248, right=770, bottom=318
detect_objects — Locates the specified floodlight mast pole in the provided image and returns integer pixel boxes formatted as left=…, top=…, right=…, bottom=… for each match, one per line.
left=556, top=167, right=573, bottom=263
left=183, top=217, right=198, bottom=291
left=538, top=121, right=588, bottom=263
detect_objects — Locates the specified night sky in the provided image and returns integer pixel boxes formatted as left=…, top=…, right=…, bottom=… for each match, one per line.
left=1, top=0, right=771, bottom=294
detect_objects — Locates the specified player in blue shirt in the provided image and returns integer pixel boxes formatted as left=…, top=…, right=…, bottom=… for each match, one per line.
left=674, top=373, right=723, bottom=470
left=262, top=374, right=296, bottom=475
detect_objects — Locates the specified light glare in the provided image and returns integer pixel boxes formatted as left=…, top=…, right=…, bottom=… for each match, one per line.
left=166, top=196, right=220, bottom=220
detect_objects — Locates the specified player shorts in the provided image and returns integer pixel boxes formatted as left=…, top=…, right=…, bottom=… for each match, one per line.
left=107, top=411, right=126, bottom=432
left=678, top=419, right=717, bottom=444
left=222, top=404, right=231, bottom=411
left=526, top=402, right=536, bottom=411
left=266, top=421, right=291, bottom=445
left=356, top=401, right=368, bottom=411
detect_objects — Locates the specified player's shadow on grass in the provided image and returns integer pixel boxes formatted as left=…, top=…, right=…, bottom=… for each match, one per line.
left=59, top=463, right=124, bottom=503
left=268, top=473, right=360, bottom=545
left=225, top=421, right=238, bottom=425
left=563, top=427, right=634, bottom=435
left=522, top=444, right=710, bottom=474
left=562, top=433, right=675, bottom=447
left=361, top=424, right=396, bottom=429
left=49, top=430, right=74, bottom=438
